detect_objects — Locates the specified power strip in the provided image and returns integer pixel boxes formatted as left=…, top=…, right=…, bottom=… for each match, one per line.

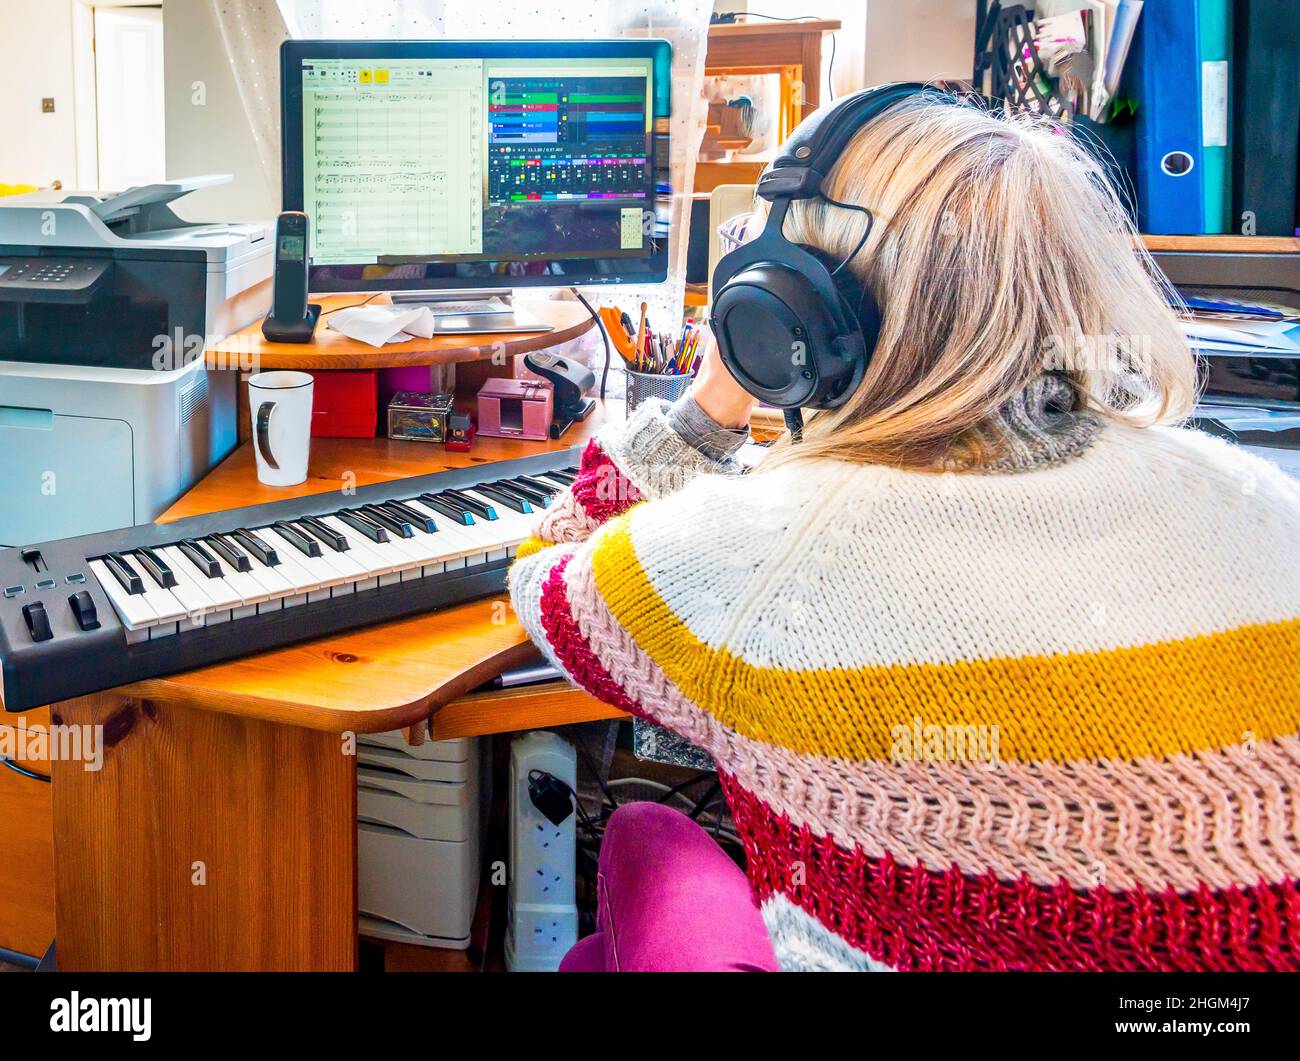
left=504, top=731, right=579, bottom=972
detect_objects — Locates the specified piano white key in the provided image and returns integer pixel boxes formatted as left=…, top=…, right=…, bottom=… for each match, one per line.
left=401, top=501, right=486, bottom=567
left=126, top=552, right=192, bottom=626
left=150, top=548, right=218, bottom=627
left=159, top=545, right=243, bottom=613
left=237, top=554, right=297, bottom=604
left=89, top=559, right=158, bottom=634
left=454, top=495, right=528, bottom=561
left=316, top=518, right=396, bottom=591
left=460, top=489, right=533, bottom=533
left=174, top=556, right=231, bottom=624
left=340, top=515, right=437, bottom=574
left=217, top=562, right=275, bottom=605
left=247, top=528, right=327, bottom=596
left=269, top=525, right=355, bottom=591
left=319, top=518, right=398, bottom=582
left=298, top=533, right=370, bottom=592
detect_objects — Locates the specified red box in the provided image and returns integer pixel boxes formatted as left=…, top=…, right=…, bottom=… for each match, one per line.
left=308, top=370, right=378, bottom=437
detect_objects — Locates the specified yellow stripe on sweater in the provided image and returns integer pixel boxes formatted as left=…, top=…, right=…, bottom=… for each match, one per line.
left=514, top=536, right=549, bottom=561
left=590, top=518, right=1300, bottom=764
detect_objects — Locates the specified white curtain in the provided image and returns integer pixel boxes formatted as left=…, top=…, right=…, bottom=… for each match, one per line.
left=208, top=0, right=291, bottom=206
left=209, top=0, right=713, bottom=331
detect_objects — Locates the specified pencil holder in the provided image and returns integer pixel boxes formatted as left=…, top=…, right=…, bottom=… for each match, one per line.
left=626, top=369, right=692, bottom=412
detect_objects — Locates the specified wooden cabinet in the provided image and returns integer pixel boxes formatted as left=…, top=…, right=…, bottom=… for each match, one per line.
left=0, top=707, right=55, bottom=959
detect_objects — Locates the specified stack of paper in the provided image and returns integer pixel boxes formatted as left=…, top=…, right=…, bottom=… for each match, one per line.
left=1180, top=297, right=1300, bottom=356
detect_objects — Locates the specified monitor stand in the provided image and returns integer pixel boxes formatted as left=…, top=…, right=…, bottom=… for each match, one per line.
left=389, top=289, right=551, bottom=335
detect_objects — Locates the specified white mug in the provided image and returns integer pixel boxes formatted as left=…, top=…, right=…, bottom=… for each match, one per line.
left=248, top=371, right=314, bottom=487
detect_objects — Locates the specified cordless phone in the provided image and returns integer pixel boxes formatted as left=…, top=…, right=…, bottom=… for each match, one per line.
left=261, top=211, right=321, bottom=343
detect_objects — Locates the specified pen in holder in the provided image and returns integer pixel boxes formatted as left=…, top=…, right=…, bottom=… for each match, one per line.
left=625, top=368, right=692, bottom=412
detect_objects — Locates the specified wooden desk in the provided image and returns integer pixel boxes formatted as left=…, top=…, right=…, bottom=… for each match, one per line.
left=50, top=404, right=627, bottom=971
left=211, top=295, right=595, bottom=442
left=209, top=294, right=595, bottom=371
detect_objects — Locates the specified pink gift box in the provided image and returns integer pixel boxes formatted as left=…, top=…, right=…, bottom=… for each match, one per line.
left=476, top=377, right=553, bottom=441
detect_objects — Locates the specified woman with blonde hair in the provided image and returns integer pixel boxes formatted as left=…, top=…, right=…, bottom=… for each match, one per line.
left=509, top=90, right=1300, bottom=971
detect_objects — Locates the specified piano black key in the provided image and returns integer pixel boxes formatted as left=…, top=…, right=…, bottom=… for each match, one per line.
left=232, top=529, right=280, bottom=567
left=297, top=517, right=349, bottom=552
left=502, top=477, right=552, bottom=507
left=484, top=479, right=543, bottom=507
left=337, top=509, right=390, bottom=544
left=540, top=469, right=576, bottom=486
left=418, top=493, right=474, bottom=526
left=103, top=552, right=145, bottom=594
left=134, top=547, right=178, bottom=589
left=475, top=483, right=533, bottom=514
left=207, top=532, right=252, bottom=573
left=362, top=504, right=414, bottom=539
left=272, top=520, right=323, bottom=558
left=178, top=538, right=223, bottom=578
left=385, top=500, right=437, bottom=534
left=516, top=474, right=563, bottom=495
left=443, top=488, right=497, bottom=521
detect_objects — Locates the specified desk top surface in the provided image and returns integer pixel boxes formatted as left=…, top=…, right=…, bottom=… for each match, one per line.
left=209, top=294, right=595, bottom=371
left=127, top=401, right=623, bottom=733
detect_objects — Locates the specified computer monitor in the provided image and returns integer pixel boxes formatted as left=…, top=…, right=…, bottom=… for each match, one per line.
left=280, top=39, right=671, bottom=299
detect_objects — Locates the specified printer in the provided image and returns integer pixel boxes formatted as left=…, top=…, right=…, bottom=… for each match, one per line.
left=0, top=175, right=272, bottom=546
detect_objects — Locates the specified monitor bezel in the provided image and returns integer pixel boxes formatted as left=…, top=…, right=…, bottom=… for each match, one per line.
left=280, top=38, right=672, bottom=293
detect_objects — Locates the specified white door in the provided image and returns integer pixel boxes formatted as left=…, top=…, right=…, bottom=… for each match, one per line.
left=94, top=6, right=165, bottom=190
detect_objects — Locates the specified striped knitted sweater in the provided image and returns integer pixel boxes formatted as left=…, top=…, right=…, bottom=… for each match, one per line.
left=508, top=396, right=1300, bottom=971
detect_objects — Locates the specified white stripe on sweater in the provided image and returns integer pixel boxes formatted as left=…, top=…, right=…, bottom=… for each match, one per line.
left=624, top=423, right=1300, bottom=670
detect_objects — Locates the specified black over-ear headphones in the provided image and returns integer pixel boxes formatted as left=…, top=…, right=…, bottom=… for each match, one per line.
left=710, top=82, right=948, bottom=414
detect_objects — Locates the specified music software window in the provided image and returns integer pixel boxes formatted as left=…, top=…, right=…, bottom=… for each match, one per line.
left=299, top=56, right=654, bottom=266
left=301, top=58, right=485, bottom=263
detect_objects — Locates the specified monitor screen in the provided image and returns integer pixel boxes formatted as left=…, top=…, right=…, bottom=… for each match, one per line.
left=280, top=40, right=671, bottom=293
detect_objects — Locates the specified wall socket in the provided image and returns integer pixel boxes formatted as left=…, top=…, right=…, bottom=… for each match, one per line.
left=41, top=98, right=55, bottom=114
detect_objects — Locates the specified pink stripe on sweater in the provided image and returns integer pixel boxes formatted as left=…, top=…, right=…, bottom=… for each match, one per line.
left=538, top=553, right=648, bottom=720
left=571, top=438, right=643, bottom=523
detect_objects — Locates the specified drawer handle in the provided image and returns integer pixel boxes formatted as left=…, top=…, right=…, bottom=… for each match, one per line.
left=0, top=755, right=50, bottom=783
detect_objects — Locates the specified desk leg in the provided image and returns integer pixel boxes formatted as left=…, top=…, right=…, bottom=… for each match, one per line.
left=51, top=694, right=357, bottom=971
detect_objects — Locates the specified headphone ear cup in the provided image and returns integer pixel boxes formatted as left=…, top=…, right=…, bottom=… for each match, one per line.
left=801, top=248, right=880, bottom=405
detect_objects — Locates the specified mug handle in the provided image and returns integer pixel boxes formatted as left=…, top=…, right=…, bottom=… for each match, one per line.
left=254, top=400, right=280, bottom=470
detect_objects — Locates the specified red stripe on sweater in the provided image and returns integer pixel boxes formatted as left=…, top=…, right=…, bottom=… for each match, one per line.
left=538, top=553, right=651, bottom=722
left=570, top=438, right=642, bottom=524
left=720, top=773, right=1300, bottom=972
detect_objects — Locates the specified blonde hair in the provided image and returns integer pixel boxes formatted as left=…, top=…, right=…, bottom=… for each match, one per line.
left=757, top=95, right=1198, bottom=470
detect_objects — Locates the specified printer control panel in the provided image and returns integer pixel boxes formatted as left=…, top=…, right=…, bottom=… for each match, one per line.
left=0, top=256, right=112, bottom=304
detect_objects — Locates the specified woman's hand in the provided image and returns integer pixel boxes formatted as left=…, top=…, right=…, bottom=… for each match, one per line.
left=689, top=331, right=754, bottom=430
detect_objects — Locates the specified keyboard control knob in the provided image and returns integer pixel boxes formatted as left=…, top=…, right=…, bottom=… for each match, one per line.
left=68, top=590, right=101, bottom=631
left=22, top=601, right=54, bottom=642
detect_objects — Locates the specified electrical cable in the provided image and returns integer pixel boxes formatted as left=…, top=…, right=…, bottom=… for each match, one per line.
left=572, top=288, right=610, bottom=400
left=820, top=194, right=875, bottom=275
left=318, top=291, right=383, bottom=317
left=741, top=12, right=838, bottom=102
left=1, top=756, right=50, bottom=783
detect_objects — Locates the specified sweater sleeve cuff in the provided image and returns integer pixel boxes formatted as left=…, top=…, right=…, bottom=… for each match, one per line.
left=667, top=392, right=750, bottom=463
left=597, top=395, right=743, bottom=499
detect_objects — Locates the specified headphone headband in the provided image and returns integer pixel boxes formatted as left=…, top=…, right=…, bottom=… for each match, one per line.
left=756, top=82, right=936, bottom=201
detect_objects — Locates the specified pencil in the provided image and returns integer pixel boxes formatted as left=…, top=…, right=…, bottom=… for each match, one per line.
left=635, top=302, right=647, bottom=370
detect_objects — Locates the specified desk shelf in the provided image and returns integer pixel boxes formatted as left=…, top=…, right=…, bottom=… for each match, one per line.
left=1141, top=234, right=1300, bottom=303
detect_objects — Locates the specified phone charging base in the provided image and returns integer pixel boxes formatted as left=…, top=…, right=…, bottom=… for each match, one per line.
left=262, top=302, right=321, bottom=344
left=549, top=396, right=596, bottom=440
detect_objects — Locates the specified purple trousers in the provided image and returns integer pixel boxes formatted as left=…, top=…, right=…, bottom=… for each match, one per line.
left=558, top=802, right=779, bottom=972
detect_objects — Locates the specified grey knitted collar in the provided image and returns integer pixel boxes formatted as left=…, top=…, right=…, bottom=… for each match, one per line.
left=974, top=373, right=1101, bottom=473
